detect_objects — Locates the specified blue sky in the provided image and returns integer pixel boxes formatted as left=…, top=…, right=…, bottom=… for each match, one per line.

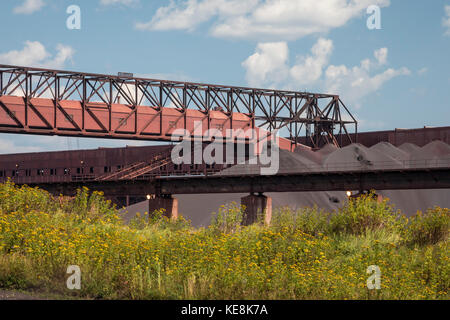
left=0, top=0, right=449, bottom=153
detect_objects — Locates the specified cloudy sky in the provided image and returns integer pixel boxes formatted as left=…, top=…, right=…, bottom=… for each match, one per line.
left=0, top=0, right=449, bottom=154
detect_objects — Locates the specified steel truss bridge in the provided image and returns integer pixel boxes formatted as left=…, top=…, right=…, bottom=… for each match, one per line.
left=1, top=65, right=449, bottom=207
left=34, top=167, right=450, bottom=197
left=0, top=64, right=357, bottom=149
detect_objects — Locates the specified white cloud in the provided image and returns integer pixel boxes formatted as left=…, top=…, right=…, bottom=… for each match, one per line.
left=290, top=38, right=333, bottom=86
left=325, top=50, right=411, bottom=108
left=100, top=0, right=139, bottom=6
left=13, top=0, right=45, bottom=14
left=242, top=39, right=410, bottom=108
left=443, top=5, right=450, bottom=36
left=242, top=38, right=333, bottom=89
left=0, top=41, right=74, bottom=69
left=242, top=42, right=289, bottom=88
left=374, top=47, right=388, bottom=65
left=137, top=0, right=390, bottom=41
left=136, top=0, right=258, bottom=32
left=0, top=138, right=41, bottom=154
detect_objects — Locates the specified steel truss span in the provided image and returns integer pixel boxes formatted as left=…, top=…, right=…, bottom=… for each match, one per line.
left=0, top=64, right=357, bottom=149
left=34, top=167, right=450, bottom=197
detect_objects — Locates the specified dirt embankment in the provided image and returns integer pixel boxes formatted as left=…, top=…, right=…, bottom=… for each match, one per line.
left=0, top=289, right=43, bottom=300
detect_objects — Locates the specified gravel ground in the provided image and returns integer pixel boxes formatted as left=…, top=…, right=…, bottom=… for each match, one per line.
left=0, top=289, right=43, bottom=300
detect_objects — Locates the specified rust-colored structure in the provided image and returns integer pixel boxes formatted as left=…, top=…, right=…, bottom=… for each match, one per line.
left=1, top=126, right=449, bottom=186
left=1, top=64, right=450, bottom=222
left=1, top=126, right=450, bottom=221
left=0, top=144, right=169, bottom=183
left=0, top=64, right=357, bottom=150
left=0, top=143, right=227, bottom=206
left=297, top=126, right=450, bottom=148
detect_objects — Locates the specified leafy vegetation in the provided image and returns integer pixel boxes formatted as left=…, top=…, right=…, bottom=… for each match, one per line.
left=0, top=180, right=448, bottom=299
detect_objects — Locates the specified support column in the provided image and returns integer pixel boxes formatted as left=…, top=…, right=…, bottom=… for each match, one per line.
left=148, top=195, right=178, bottom=220
left=241, top=193, right=272, bottom=226
left=376, top=193, right=383, bottom=203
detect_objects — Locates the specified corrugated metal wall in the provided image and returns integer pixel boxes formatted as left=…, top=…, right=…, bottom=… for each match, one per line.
left=297, top=126, right=450, bottom=148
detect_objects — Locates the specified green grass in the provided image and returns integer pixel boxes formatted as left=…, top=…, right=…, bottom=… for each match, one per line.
left=0, top=180, right=448, bottom=300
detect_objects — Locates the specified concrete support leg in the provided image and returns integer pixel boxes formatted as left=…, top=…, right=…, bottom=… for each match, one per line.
left=376, top=194, right=383, bottom=203
left=241, top=193, right=272, bottom=226
left=148, top=195, right=178, bottom=220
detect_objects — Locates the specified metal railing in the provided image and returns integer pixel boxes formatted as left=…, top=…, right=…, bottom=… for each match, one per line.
left=0, top=165, right=225, bottom=184
left=216, top=158, right=450, bottom=176
left=1, top=158, right=449, bottom=184
left=291, top=158, right=450, bottom=173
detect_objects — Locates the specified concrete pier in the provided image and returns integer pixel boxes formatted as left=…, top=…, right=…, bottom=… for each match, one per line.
left=241, top=193, right=272, bottom=226
left=148, top=195, right=178, bottom=220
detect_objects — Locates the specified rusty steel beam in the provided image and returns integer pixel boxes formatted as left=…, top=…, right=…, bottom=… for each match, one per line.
left=0, top=64, right=357, bottom=149
left=31, top=167, right=450, bottom=197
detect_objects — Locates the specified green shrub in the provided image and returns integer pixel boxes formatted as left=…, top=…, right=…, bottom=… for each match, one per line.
left=406, top=207, right=449, bottom=245
left=129, top=211, right=150, bottom=230
left=210, top=202, right=245, bottom=234
left=330, top=193, right=403, bottom=235
left=0, top=254, right=37, bottom=289
left=270, top=206, right=331, bottom=236
left=0, top=180, right=57, bottom=214
left=63, top=187, right=119, bottom=223
left=1, top=182, right=449, bottom=300
left=130, top=209, right=192, bottom=232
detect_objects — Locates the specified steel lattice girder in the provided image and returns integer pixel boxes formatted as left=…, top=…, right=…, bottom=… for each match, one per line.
left=0, top=64, right=357, bottom=148
left=30, top=167, right=450, bottom=197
